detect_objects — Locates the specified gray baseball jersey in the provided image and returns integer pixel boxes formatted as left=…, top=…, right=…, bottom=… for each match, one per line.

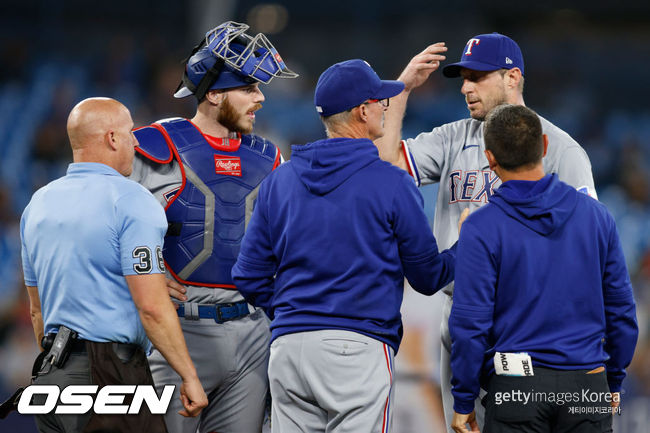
left=404, top=115, right=596, bottom=296
left=403, top=114, right=596, bottom=432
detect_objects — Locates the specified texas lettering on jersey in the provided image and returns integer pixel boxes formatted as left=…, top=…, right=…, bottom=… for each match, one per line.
left=448, top=169, right=500, bottom=204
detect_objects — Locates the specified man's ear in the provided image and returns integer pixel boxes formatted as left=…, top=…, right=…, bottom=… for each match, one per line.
left=542, top=134, right=548, bottom=157
left=484, top=149, right=498, bottom=171
left=106, top=130, right=118, bottom=151
left=356, top=104, right=369, bottom=122
left=205, top=90, right=222, bottom=105
left=506, top=67, right=522, bottom=91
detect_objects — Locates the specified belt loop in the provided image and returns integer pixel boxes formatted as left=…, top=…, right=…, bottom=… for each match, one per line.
left=185, top=302, right=200, bottom=320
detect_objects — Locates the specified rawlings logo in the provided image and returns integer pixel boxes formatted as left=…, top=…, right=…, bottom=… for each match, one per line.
left=217, top=161, right=239, bottom=171
left=214, top=155, right=242, bottom=176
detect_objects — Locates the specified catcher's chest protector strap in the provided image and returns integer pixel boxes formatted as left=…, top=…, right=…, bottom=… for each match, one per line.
left=137, top=118, right=278, bottom=288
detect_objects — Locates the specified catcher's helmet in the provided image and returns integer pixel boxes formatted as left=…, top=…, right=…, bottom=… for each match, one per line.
left=174, top=21, right=297, bottom=100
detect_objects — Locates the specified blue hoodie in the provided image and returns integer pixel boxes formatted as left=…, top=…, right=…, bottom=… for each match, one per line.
left=449, top=174, right=638, bottom=414
left=232, top=137, right=456, bottom=352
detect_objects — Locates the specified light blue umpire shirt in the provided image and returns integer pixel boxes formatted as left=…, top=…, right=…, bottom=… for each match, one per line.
left=20, top=162, right=167, bottom=351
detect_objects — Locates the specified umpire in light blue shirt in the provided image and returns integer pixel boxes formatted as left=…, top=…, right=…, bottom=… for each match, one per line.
left=19, top=98, right=207, bottom=433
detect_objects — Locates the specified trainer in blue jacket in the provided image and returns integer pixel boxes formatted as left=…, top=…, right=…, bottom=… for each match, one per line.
left=232, top=59, right=458, bottom=433
left=449, top=104, right=638, bottom=433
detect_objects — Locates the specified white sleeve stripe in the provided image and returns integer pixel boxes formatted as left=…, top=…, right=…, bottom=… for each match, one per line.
left=401, top=140, right=421, bottom=187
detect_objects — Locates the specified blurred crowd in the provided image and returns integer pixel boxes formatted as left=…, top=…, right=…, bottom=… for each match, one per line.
left=1, top=1, right=649, bottom=431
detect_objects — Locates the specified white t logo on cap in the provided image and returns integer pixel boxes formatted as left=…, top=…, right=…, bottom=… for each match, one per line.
left=465, top=38, right=481, bottom=56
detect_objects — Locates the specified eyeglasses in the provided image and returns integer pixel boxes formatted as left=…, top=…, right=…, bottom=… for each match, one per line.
left=363, top=98, right=390, bottom=108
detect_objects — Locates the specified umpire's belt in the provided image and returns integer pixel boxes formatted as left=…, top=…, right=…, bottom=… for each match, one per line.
left=176, top=301, right=251, bottom=323
left=42, top=336, right=139, bottom=362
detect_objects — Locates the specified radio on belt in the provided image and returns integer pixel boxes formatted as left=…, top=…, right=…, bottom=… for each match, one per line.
left=494, top=352, right=535, bottom=376
left=47, top=325, right=78, bottom=368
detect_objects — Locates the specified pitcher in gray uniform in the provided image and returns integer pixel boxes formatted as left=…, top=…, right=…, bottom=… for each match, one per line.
left=375, top=32, right=596, bottom=432
left=129, top=22, right=297, bottom=433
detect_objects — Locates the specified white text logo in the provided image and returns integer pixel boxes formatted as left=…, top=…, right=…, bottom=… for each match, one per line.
left=17, top=385, right=175, bottom=415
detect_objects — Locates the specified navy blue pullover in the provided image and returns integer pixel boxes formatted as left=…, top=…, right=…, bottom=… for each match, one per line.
left=232, top=137, right=456, bottom=352
left=450, top=174, right=638, bottom=414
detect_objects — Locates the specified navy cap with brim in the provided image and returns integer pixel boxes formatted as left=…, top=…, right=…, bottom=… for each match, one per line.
left=442, top=33, right=524, bottom=78
left=375, top=80, right=405, bottom=100
left=315, top=59, right=405, bottom=117
left=442, top=60, right=503, bottom=78
left=315, top=79, right=405, bottom=117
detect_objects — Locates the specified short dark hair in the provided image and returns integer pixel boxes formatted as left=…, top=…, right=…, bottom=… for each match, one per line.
left=484, top=104, right=543, bottom=171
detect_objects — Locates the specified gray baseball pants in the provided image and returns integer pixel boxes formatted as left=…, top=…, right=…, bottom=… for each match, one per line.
left=269, top=330, right=395, bottom=433
left=149, top=308, right=270, bottom=433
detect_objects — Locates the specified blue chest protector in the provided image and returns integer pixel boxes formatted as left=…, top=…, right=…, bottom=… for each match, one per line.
left=134, top=118, right=279, bottom=288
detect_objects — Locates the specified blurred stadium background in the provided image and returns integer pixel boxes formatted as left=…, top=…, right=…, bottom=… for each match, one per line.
left=1, top=0, right=648, bottom=431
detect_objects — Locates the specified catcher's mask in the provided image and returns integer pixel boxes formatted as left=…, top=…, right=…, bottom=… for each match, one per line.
left=174, top=21, right=298, bottom=101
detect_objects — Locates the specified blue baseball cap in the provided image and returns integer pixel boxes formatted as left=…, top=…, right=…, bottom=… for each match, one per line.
left=314, top=59, right=405, bottom=117
left=442, top=33, right=524, bottom=78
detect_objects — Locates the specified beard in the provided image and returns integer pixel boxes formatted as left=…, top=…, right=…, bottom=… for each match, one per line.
left=470, top=89, right=508, bottom=121
left=217, top=98, right=261, bottom=134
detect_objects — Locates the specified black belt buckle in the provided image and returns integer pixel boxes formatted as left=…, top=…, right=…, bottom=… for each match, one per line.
left=216, top=303, right=235, bottom=323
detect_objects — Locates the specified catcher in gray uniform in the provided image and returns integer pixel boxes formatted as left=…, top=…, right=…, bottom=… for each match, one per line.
left=129, top=22, right=297, bottom=433
left=376, top=32, right=597, bottom=432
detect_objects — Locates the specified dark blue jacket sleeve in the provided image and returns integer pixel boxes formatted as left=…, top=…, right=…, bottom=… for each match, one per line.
left=602, top=213, right=638, bottom=392
left=231, top=181, right=277, bottom=318
left=449, top=220, right=496, bottom=414
left=393, top=174, right=455, bottom=295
